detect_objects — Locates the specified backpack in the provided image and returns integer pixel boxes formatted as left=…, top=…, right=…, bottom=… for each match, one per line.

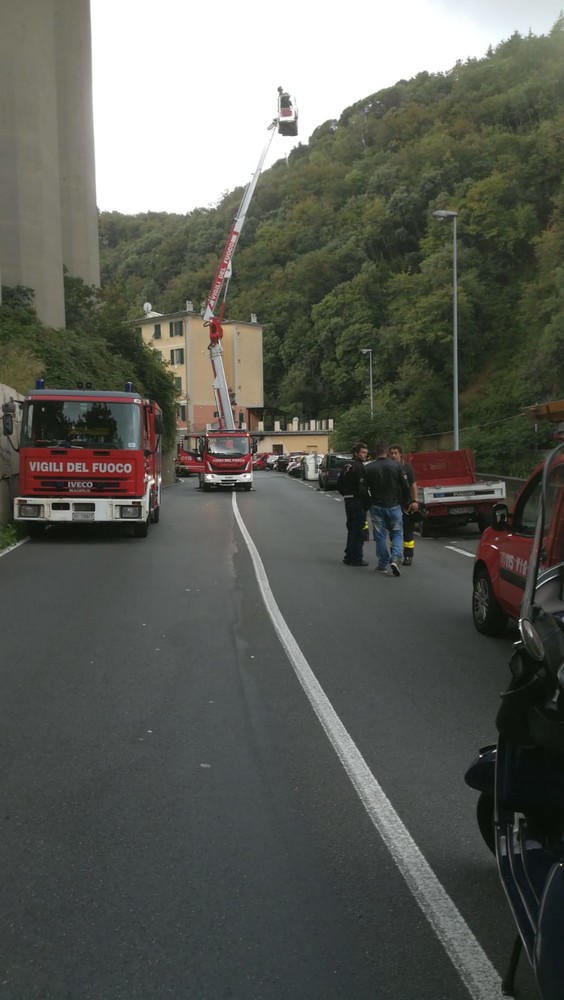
left=336, top=463, right=357, bottom=496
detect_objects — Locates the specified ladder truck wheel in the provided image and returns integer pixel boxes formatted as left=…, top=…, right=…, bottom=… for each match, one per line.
left=134, top=516, right=149, bottom=538
left=26, top=523, right=46, bottom=539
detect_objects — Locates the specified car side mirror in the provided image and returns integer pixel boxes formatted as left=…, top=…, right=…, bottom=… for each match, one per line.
left=2, top=399, right=16, bottom=436
left=492, top=503, right=509, bottom=530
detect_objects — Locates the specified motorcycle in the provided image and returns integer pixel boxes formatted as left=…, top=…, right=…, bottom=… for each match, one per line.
left=465, top=439, right=564, bottom=998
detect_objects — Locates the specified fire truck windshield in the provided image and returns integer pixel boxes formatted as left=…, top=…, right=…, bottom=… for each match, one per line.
left=207, top=435, right=249, bottom=457
left=21, top=400, right=142, bottom=449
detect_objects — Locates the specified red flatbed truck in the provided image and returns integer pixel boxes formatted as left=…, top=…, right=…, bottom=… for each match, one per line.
left=407, top=448, right=506, bottom=535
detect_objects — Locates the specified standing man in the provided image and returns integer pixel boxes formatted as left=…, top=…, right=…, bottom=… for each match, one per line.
left=338, top=442, right=370, bottom=567
left=365, top=441, right=411, bottom=576
left=389, top=444, right=419, bottom=566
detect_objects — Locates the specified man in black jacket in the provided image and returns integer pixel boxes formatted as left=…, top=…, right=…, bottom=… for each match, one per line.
left=365, top=440, right=411, bottom=576
left=340, top=442, right=369, bottom=566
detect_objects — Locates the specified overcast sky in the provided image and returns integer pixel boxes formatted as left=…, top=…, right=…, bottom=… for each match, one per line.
left=90, top=0, right=562, bottom=216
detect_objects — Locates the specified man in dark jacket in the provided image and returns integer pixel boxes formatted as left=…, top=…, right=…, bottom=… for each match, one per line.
left=365, top=440, right=411, bottom=576
left=340, top=442, right=369, bottom=566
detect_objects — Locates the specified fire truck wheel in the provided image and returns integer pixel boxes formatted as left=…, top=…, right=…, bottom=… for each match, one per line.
left=476, top=513, right=490, bottom=533
left=472, top=567, right=508, bottom=636
left=26, top=523, right=45, bottom=539
left=151, top=505, right=160, bottom=523
left=243, top=484, right=252, bottom=491
left=134, top=516, right=149, bottom=538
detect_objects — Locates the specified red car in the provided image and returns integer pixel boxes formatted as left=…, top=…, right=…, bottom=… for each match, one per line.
left=252, top=452, right=273, bottom=470
left=472, top=458, right=564, bottom=635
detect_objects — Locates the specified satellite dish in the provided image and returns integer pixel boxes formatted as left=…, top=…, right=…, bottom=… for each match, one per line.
left=143, top=302, right=152, bottom=315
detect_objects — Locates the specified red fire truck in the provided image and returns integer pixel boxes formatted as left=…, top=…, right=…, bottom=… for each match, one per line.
left=2, top=381, right=162, bottom=537
left=190, top=88, right=298, bottom=492
left=181, top=432, right=253, bottom=492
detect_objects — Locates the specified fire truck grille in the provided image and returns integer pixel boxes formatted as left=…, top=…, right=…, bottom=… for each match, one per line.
left=37, top=478, right=130, bottom=494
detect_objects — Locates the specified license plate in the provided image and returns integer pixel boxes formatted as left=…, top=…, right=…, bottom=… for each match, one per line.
left=72, top=511, right=95, bottom=521
left=449, top=505, right=474, bottom=515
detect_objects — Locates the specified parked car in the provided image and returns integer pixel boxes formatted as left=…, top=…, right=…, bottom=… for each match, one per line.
left=301, top=453, right=324, bottom=481
left=318, top=452, right=353, bottom=490
left=287, top=455, right=306, bottom=477
left=252, top=452, right=273, bottom=470
left=265, top=454, right=281, bottom=470
left=276, top=451, right=303, bottom=473
left=472, top=460, right=547, bottom=636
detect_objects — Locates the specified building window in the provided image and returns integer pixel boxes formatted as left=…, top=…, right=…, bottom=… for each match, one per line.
left=169, top=320, right=183, bottom=337
left=177, top=405, right=186, bottom=422
left=170, top=348, right=184, bottom=365
left=155, top=350, right=162, bottom=362
left=174, top=376, right=182, bottom=392
left=153, top=323, right=161, bottom=339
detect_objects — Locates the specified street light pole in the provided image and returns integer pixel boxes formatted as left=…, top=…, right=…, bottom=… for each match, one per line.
left=360, top=348, right=373, bottom=421
left=433, top=209, right=459, bottom=450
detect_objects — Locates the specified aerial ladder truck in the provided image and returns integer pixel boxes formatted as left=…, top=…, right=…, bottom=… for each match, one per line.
left=187, top=88, right=298, bottom=491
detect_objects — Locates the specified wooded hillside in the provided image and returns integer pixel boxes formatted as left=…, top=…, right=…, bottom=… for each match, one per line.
left=93, top=21, right=564, bottom=472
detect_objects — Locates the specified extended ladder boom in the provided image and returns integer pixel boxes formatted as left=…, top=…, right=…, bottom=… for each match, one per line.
left=203, top=123, right=277, bottom=325
left=203, top=89, right=298, bottom=430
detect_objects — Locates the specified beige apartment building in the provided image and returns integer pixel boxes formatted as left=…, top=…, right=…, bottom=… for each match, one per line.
left=138, top=305, right=264, bottom=436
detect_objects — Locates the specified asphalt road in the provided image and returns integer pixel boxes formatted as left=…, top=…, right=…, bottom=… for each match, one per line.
left=0, top=474, right=538, bottom=1000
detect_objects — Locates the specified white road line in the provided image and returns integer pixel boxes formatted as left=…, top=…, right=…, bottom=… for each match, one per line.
left=445, top=545, right=475, bottom=558
left=232, top=492, right=500, bottom=1000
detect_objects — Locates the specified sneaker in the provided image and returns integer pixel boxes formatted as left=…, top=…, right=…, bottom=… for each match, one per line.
left=375, top=566, right=388, bottom=574
left=351, top=560, right=369, bottom=567
left=390, top=560, right=401, bottom=577
left=402, top=555, right=413, bottom=566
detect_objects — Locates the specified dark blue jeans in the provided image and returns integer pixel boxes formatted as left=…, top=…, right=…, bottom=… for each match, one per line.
left=370, top=503, right=403, bottom=568
left=344, top=497, right=365, bottom=563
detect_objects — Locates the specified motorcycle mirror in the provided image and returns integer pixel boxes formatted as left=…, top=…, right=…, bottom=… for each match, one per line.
left=518, top=616, right=545, bottom=661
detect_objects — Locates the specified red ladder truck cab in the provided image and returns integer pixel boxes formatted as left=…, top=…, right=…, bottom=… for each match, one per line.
left=175, top=432, right=255, bottom=489
left=4, top=381, right=162, bottom=537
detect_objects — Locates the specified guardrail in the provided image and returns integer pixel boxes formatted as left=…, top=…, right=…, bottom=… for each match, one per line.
left=475, top=474, right=525, bottom=507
